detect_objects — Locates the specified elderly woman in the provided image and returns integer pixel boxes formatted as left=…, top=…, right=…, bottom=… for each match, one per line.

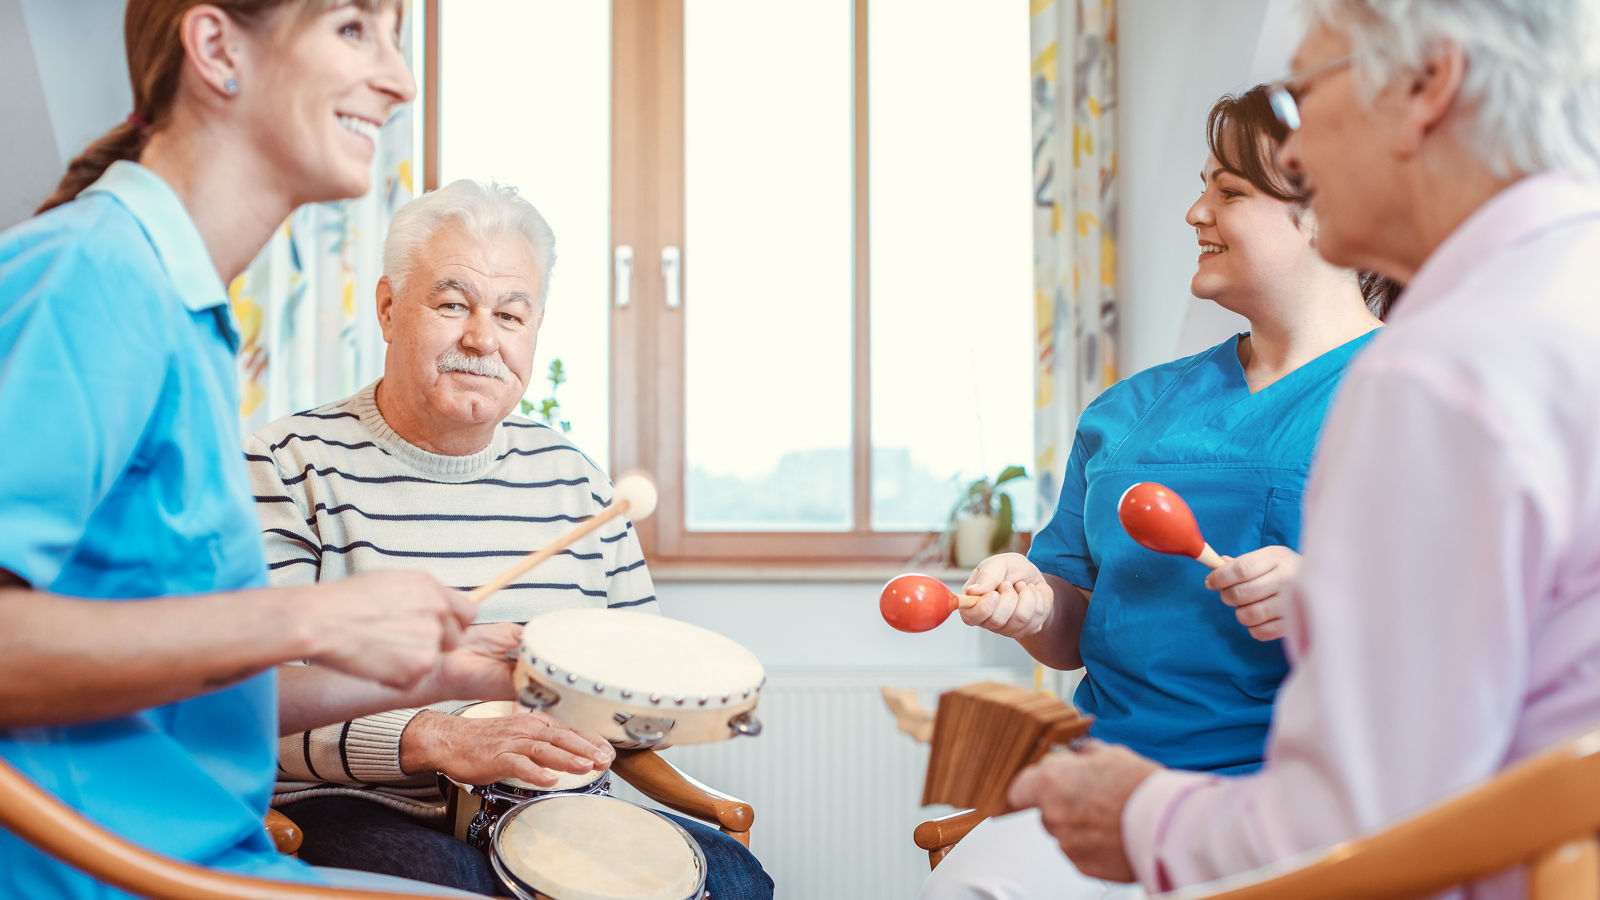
left=0, top=2, right=499, bottom=896
left=920, top=83, right=1392, bottom=900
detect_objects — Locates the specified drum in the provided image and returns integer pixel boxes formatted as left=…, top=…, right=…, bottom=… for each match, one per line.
left=441, top=700, right=612, bottom=849
left=515, top=609, right=765, bottom=749
left=490, top=794, right=708, bottom=900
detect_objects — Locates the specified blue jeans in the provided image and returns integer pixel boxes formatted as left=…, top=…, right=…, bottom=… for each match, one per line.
left=278, top=795, right=774, bottom=899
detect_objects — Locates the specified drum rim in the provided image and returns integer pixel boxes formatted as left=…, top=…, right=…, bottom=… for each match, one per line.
left=518, top=652, right=764, bottom=711
left=490, top=794, right=708, bottom=900
left=441, top=769, right=611, bottom=799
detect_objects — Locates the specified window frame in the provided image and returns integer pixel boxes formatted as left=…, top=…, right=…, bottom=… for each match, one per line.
left=422, top=0, right=1016, bottom=567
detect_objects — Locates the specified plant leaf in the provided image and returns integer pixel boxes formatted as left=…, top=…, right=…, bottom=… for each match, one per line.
left=995, top=465, right=1027, bottom=486
left=990, top=492, right=1015, bottom=552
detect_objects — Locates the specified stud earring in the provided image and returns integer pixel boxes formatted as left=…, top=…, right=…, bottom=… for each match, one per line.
left=224, top=77, right=238, bottom=94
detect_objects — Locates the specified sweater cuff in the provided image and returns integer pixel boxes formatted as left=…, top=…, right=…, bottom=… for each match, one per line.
left=1124, top=767, right=1217, bottom=892
left=344, top=708, right=424, bottom=782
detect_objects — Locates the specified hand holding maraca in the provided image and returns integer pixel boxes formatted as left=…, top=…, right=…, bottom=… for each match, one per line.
left=1204, top=545, right=1299, bottom=642
left=1119, top=481, right=1297, bottom=642
left=880, top=556, right=1055, bottom=638
left=879, top=574, right=983, bottom=633
left=959, top=553, right=1056, bottom=639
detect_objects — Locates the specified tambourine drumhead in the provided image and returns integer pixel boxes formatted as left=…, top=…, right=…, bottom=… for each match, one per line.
left=493, top=795, right=705, bottom=900
left=455, top=701, right=604, bottom=792
left=516, top=609, right=765, bottom=747
left=522, top=610, right=763, bottom=700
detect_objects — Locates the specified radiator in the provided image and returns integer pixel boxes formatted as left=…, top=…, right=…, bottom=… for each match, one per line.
left=609, top=666, right=1035, bottom=900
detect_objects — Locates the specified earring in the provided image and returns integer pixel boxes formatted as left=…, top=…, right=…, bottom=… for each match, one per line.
left=224, top=77, right=238, bottom=94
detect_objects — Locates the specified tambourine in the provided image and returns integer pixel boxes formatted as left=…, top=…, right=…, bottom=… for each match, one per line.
left=515, top=609, right=764, bottom=749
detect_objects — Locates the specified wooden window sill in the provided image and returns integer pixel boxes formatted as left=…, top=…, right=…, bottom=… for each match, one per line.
left=648, top=563, right=970, bottom=584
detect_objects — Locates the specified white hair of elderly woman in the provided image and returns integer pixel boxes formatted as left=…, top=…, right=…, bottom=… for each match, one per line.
left=1303, top=0, right=1600, bottom=179
left=382, top=178, right=558, bottom=301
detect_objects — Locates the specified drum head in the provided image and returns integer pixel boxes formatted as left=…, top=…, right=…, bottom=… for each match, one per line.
left=521, top=609, right=764, bottom=704
left=493, top=795, right=705, bottom=900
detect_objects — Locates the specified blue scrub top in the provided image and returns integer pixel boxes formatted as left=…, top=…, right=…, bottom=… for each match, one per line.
left=0, top=163, right=317, bottom=897
left=1030, top=332, right=1373, bottom=774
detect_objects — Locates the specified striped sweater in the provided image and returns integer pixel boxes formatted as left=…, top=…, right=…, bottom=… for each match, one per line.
left=244, top=381, right=657, bottom=815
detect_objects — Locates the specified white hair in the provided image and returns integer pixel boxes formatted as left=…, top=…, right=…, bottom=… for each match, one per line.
left=1302, top=0, right=1600, bottom=178
left=382, top=178, right=557, bottom=301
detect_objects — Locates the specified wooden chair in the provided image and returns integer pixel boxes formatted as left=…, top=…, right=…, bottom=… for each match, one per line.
left=1, top=748, right=753, bottom=899
left=916, top=726, right=1600, bottom=900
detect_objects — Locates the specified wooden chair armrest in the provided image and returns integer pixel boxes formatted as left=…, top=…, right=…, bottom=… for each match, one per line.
left=0, top=756, right=447, bottom=899
left=915, top=808, right=988, bottom=868
left=915, top=808, right=986, bottom=852
left=1165, top=730, right=1600, bottom=900
left=265, top=809, right=303, bottom=856
left=611, top=748, right=754, bottom=845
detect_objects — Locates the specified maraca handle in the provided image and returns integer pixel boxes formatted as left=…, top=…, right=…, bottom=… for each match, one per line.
left=1196, top=543, right=1226, bottom=570
left=956, top=593, right=981, bottom=611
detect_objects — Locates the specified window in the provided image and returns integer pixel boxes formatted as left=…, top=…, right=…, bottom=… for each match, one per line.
left=428, top=0, right=1033, bottom=565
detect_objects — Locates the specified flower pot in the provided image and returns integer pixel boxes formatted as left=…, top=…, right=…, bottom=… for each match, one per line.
left=953, top=514, right=998, bottom=568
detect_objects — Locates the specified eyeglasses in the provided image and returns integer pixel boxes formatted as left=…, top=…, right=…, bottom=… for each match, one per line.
left=1266, top=54, right=1355, bottom=131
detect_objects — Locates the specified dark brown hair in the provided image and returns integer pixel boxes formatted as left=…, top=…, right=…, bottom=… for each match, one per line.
left=35, top=0, right=388, bottom=215
left=1205, top=85, right=1401, bottom=318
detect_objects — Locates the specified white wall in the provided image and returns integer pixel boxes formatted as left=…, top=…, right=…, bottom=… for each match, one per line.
left=0, top=0, right=63, bottom=228
left=654, top=578, right=1034, bottom=670
left=0, top=0, right=129, bottom=229
left=20, top=0, right=130, bottom=165
left=1115, top=0, right=1299, bottom=371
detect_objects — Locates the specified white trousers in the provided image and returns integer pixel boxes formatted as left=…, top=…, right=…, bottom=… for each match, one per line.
left=918, top=809, right=1148, bottom=900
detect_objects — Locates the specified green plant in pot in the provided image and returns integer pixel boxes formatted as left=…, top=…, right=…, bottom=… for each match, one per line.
left=949, top=465, right=1027, bottom=567
left=520, top=359, right=570, bottom=432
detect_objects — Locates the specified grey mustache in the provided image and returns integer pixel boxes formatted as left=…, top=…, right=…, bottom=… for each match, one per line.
left=437, top=349, right=510, bottom=382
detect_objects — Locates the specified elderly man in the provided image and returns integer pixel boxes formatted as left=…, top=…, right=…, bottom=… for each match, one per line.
left=1007, top=2, right=1600, bottom=898
left=246, top=179, right=772, bottom=898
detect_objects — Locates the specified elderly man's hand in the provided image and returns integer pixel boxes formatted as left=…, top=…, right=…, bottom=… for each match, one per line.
left=1007, top=740, right=1162, bottom=883
left=400, top=706, right=614, bottom=787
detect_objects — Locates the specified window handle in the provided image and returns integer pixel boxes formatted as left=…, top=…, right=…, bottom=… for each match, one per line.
left=614, top=245, right=634, bottom=308
left=661, top=246, right=682, bottom=310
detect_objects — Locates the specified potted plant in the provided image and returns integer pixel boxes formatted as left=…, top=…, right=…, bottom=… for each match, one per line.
left=949, top=465, right=1027, bottom=567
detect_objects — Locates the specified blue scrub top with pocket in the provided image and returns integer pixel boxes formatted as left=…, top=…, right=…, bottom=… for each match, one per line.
left=1030, top=332, right=1374, bottom=774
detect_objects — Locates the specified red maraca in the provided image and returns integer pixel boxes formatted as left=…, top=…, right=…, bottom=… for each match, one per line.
left=880, top=574, right=984, bottom=633
left=1117, top=482, right=1225, bottom=569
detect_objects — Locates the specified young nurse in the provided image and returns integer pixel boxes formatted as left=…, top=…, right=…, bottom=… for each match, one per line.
left=0, top=2, right=495, bottom=896
left=920, top=85, right=1393, bottom=900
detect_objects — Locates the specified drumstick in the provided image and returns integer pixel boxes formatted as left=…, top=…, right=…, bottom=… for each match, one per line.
left=468, top=473, right=659, bottom=603
left=1117, top=481, right=1226, bottom=570
left=879, top=574, right=984, bottom=633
